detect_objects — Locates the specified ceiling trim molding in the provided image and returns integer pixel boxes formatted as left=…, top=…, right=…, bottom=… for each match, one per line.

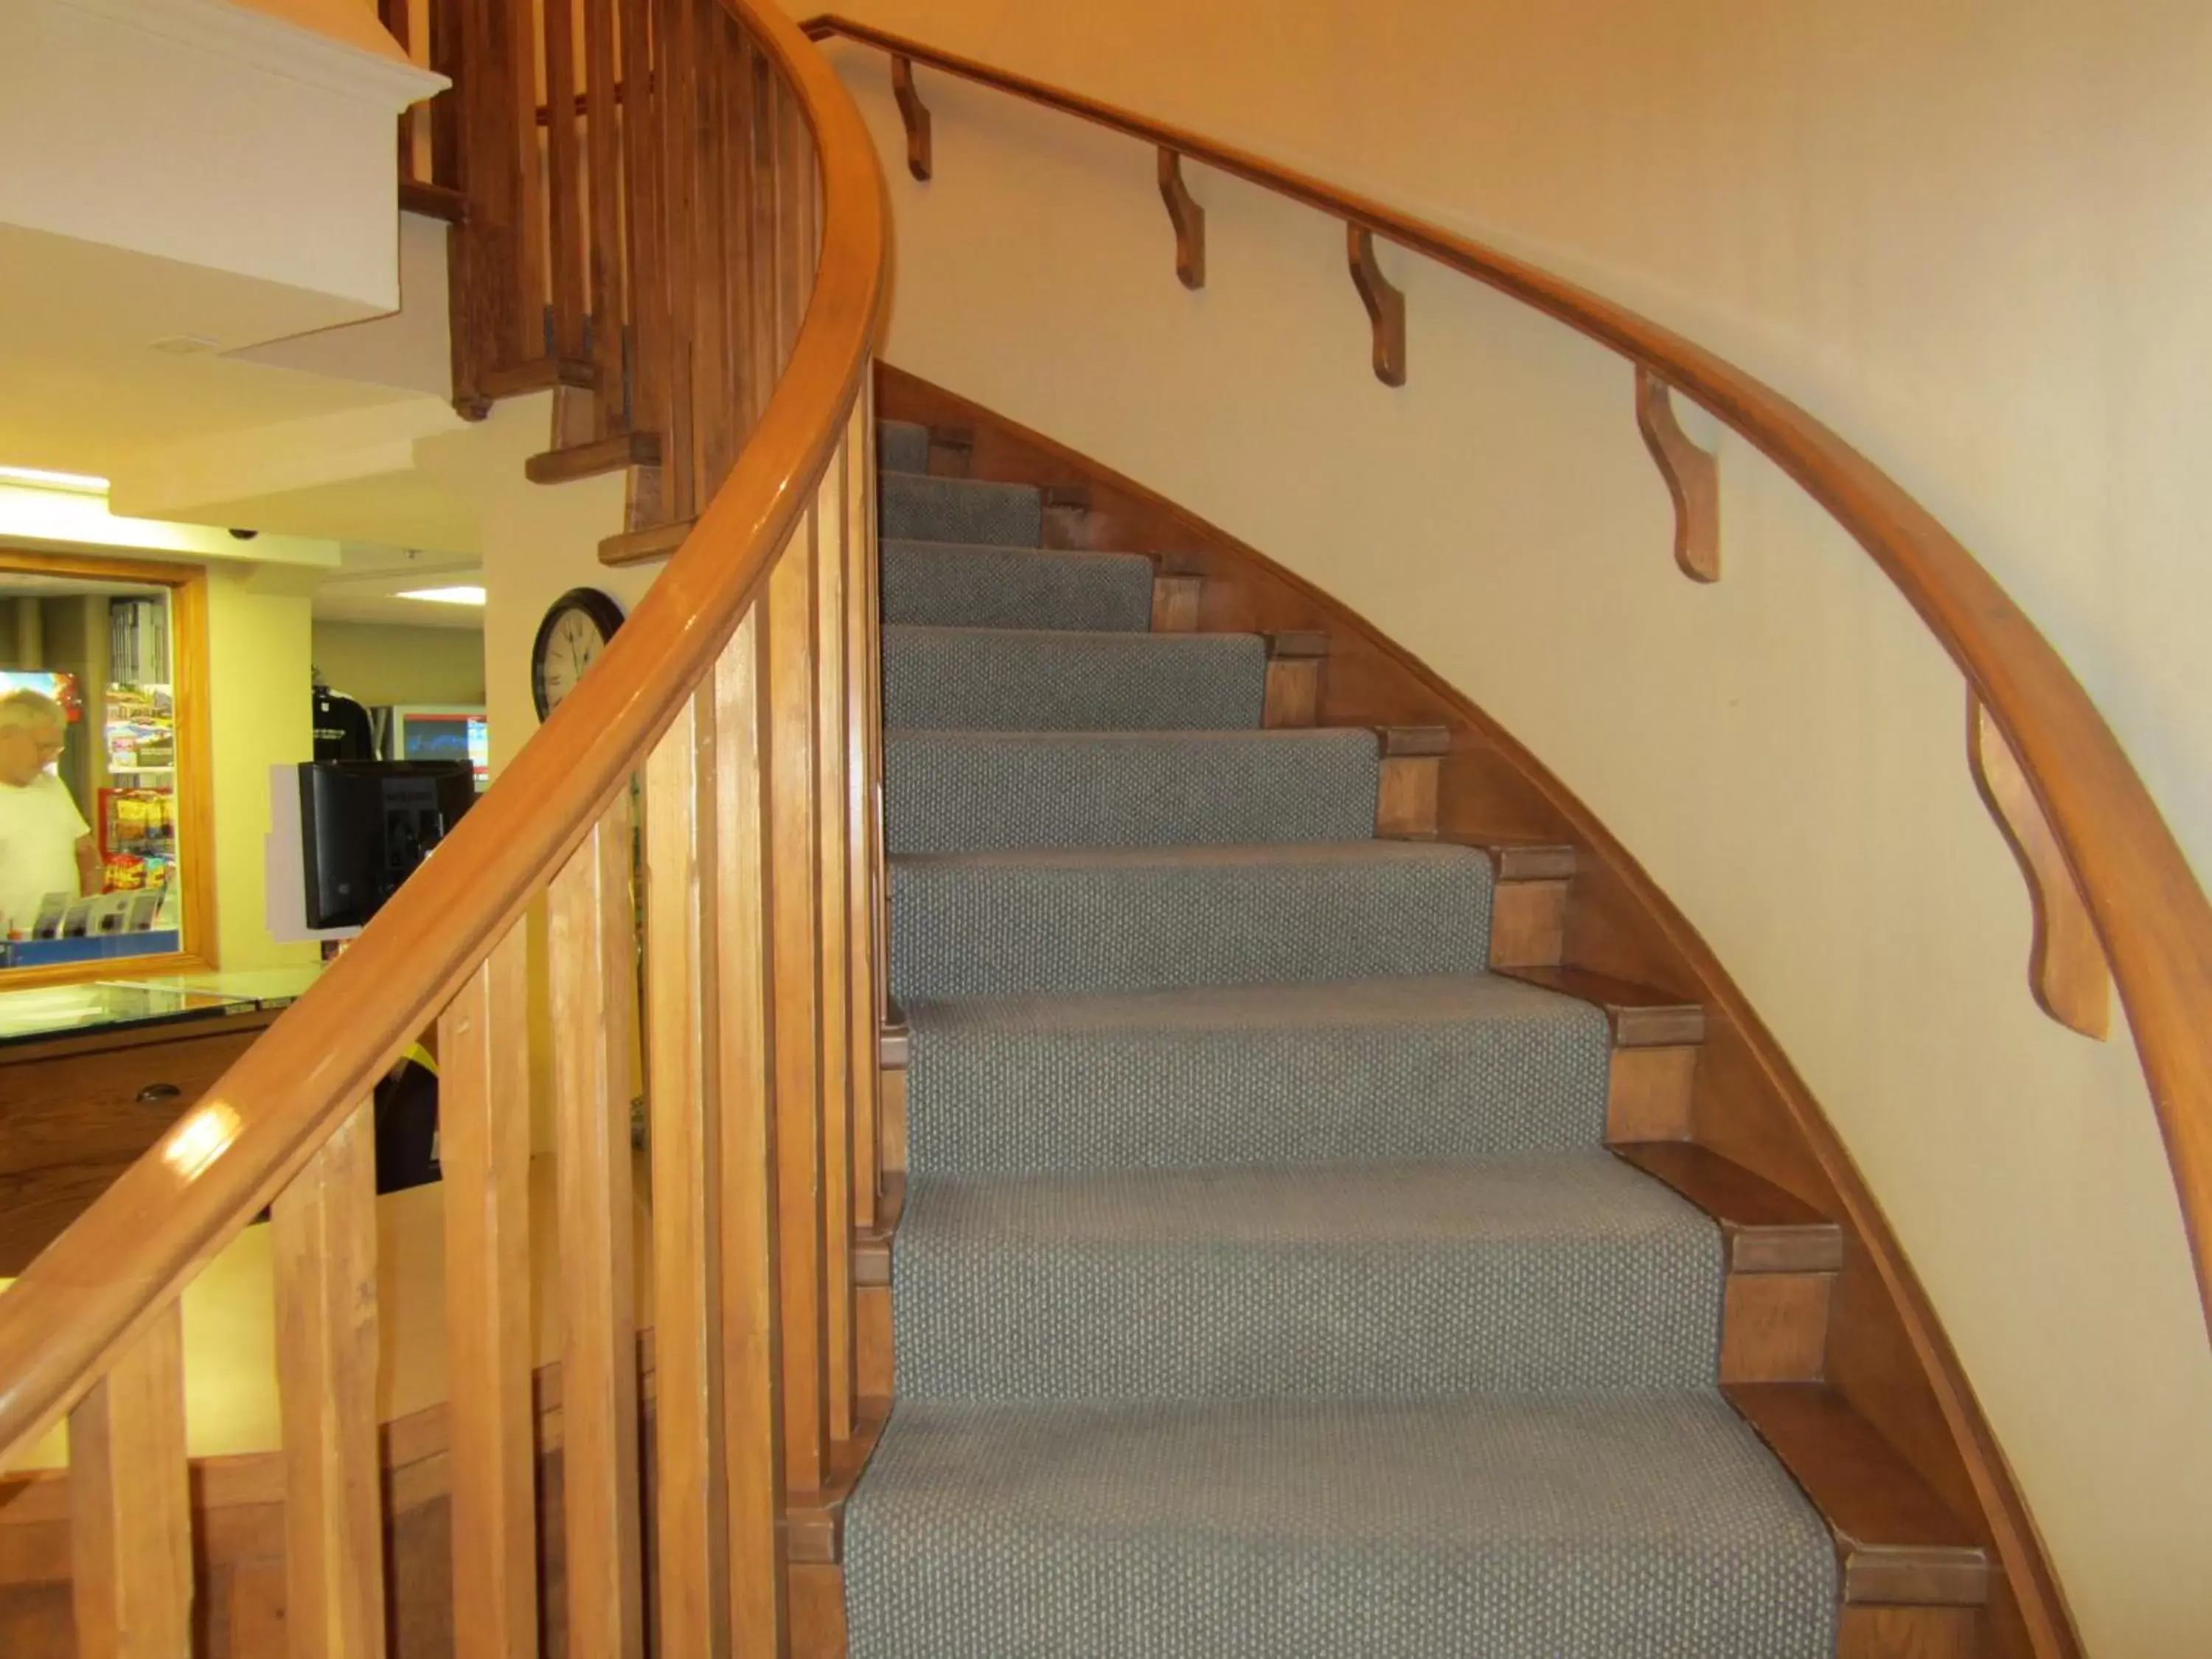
left=47, top=0, right=446, bottom=109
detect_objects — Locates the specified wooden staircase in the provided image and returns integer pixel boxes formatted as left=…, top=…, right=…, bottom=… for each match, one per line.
left=2, top=6, right=2208, bottom=1659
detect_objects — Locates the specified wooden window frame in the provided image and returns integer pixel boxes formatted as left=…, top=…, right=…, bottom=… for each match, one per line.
left=0, top=549, right=219, bottom=990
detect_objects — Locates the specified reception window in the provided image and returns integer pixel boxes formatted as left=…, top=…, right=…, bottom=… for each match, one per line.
left=0, top=551, right=210, bottom=984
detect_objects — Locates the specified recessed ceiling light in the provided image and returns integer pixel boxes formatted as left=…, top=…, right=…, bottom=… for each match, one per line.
left=0, top=465, right=110, bottom=494
left=397, top=585, right=487, bottom=607
left=150, top=333, right=220, bottom=355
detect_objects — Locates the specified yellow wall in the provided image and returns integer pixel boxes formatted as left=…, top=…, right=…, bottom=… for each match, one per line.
left=817, top=1, right=2212, bottom=1650
left=415, top=395, right=647, bottom=1154
left=205, top=566, right=319, bottom=975
left=311, top=619, right=485, bottom=709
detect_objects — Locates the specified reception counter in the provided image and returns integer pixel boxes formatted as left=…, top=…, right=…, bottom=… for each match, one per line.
left=0, top=965, right=321, bottom=1272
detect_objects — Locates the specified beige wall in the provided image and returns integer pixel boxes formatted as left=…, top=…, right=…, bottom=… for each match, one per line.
left=414, top=394, right=648, bottom=1155
left=205, top=566, right=319, bottom=975
left=816, top=1, right=2212, bottom=1650
left=311, top=620, right=485, bottom=710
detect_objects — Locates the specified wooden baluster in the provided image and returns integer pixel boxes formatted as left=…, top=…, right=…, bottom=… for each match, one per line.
left=747, top=44, right=781, bottom=432
left=428, top=0, right=462, bottom=193
left=775, top=77, right=814, bottom=372
left=620, top=0, right=668, bottom=459
left=549, top=796, right=647, bottom=1659
left=504, top=0, right=549, bottom=368
left=711, top=607, right=788, bottom=1649
left=656, top=0, right=699, bottom=521
left=646, top=688, right=732, bottom=1658
left=69, top=1301, right=192, bottom=1658
left=845, top=394, right=883, bottom=1231
left=274, top=1103, right=386, bottom=1659
left=690, top=0, right=735, bottom=498
left=865, top=373, right=891, bottom=1039
left=726, top=27, right=761, bottom=449
left=380, top=0, right=414, bottom=180
left=439, top=932, right=540, bottom=1659
left=448, top=0, right=554, bottom=403
left=813, top=436, right=857, bottom=1443
left=543, top=0, right=588, bottom=369
left=582, top=0, right=626, bottom=437
left=768, top=516, right=831, bottom=1497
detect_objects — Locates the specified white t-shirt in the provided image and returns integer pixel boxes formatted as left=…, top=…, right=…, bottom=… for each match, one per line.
left=0, top=771, right=91, bottom=937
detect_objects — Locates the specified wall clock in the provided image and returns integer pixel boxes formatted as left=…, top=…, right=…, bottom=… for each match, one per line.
left=531, top=586, right=627, bottom=719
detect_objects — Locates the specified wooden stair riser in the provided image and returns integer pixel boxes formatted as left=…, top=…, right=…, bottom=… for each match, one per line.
left=1150, top=570, right=1204, bottom=633
left=1840, top=1606, right=1980, bottom=1659
left=925, top=423, right=975, bottom=478
left=1371, top=726, right=1451, bottom=838
left=1262, top=631, right=1329, bottom=728
left=1722, top=1272, right=1835, bottom=1385
left=1489, top=878, right=1568, bottom=968
left=1040, top=484, right=1092, bottom=550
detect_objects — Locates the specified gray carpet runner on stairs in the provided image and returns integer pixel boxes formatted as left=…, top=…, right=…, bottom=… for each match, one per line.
left=847, top=429, right=1837, bottom=1657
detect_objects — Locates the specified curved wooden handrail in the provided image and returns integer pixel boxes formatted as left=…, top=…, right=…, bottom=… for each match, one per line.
left=806, top=14, right=2212, bottom=1332
left=0, top=0, right=890, bottom=1462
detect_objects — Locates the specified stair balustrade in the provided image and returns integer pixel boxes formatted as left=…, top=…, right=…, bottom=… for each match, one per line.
left=0, top=4, right=889, bottom=1657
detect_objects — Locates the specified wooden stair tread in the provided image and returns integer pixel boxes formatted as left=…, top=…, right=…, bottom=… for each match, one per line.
left=880, top=1002, right=911, bottom=1071
left=1451, top=837, right=1579, bottom=883
left=1726, top=1382, right=1988, bottom=1607
left=599, top=518, right=695, bottom=566
left=786, top=1398, right=891, bottom=1565
left=854, top=1174, right=905, bottom=1289
left=1376, top=724, right=1451, bottom=757
left=476, top=356, right=597, bottom=400
left=525, top=431, right=662, bottom=484
left=397, top=179, right=467, bottom=223
left=1614, top=1142, right=1843, bottom=1273
left=1500, top=966, right=1706, bottom=1047
left=1263, top=629, right=1330, bottom=659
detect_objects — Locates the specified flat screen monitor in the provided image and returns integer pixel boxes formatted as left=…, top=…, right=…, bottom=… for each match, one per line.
left=297, top=760, right=476, bottom=931
left=384, top=704, right=490, bottom=790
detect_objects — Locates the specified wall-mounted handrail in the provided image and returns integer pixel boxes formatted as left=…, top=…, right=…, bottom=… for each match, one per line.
left=0, top=0, right=888, bottom=1484
left=804, top=13, right=2212, bottom=1334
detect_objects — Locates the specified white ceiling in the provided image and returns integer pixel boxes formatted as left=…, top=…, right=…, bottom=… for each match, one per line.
left=310, top=543, right=485, bottom=630
left=0, top=223, right=420, bottom=480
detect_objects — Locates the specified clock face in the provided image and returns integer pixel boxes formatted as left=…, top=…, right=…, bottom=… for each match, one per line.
left=531, top=588, right=625, bottom=719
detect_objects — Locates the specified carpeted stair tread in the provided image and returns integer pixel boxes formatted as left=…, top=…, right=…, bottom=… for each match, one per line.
left=877, top=418, right=931, bottom=473
left=850, top=437, right=1837, bottom=1656
left=886, top=727, right=1381, bottom=853
left=882, top=538, right=1154, bottom=632
left=880, top=469, right=1043, bottom=546
left=890, top=840, right=1495, bottom=999
left=904, top=974, right=1609, bottom=1172
left=883, top=625, right=1267, bottom=732
left=891, top=1152, right=1724, bottom=1400
left=844, top=1391, right=1837, bottom=1659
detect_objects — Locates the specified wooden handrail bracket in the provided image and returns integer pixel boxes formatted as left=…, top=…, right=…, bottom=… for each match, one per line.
left=1347, top=226, right=1406, bottom=387
left=1158, top=148, right=1206, bottom=290
left=1967, top=692, right=2112, bottom=1039
left=1635, top=367, right=1719, bottom=583
left=891, top=55, right=932, bottom=181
